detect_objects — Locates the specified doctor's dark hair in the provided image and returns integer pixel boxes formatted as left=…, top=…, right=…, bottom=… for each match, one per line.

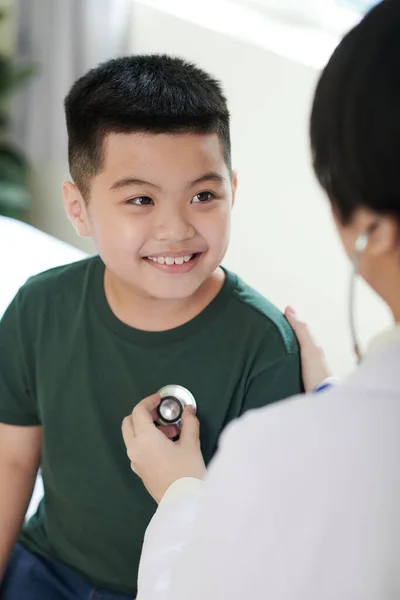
left=310, top=0, right=400, bottom=225
left=64, top=54, right=231, bottom=198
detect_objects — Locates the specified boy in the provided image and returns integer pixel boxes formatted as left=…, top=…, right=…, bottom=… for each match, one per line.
left=0, top=55, right=302, bottom=599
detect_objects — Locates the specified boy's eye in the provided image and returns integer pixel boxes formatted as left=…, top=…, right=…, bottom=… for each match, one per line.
left=192, top=191, right=215, bottom=204
left=127, top=196, right=154, bottom=206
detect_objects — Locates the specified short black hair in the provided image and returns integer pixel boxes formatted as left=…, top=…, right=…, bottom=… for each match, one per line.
left=64, top=54, right=231, bottom=198
left=310, top=0, right=400, bottom=224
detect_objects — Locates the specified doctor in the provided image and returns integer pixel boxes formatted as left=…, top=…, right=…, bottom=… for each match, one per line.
left=122, top=1, right=400, bottom=598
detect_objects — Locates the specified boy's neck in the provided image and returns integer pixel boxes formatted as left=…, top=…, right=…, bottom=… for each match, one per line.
left=103, top=267, right=226, bottom=332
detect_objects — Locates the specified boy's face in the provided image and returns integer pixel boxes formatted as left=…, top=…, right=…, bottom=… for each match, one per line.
left=64, top=132, right=236, bottom=301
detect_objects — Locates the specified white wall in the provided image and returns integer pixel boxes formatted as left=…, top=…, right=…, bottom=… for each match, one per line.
left=130, top=2, right=392, bottom=376
left=29, top=1, right=392, bottom=376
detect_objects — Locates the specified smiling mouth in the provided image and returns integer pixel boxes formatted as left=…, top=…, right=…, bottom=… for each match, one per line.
left=143, top=253, right=200, bottom=266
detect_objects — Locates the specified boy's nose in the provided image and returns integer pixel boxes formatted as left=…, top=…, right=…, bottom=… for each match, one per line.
left=154, top=210, right=195, bottom=242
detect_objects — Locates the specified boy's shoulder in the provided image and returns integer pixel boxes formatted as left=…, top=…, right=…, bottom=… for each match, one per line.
left=21, top=256, right=98, bottom=291
left=18, top=255, right=97, bottom=306
left=226, top=269, right=298, bottom=356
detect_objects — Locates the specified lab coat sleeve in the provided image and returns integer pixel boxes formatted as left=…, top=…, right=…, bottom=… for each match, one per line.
left=137, top=478, right=204, bottom=599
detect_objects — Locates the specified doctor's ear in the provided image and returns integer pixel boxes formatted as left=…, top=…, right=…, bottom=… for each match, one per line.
left=363, top=217, right=399, bottom=258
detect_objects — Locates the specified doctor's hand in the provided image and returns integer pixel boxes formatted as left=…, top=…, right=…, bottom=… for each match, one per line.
left=122, top=394, right=206, bottom=504
left=285, top=306, right=332, bottom=393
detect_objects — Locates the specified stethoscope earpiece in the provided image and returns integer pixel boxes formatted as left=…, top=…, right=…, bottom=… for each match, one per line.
left=354, top=232, right=369, bottom=255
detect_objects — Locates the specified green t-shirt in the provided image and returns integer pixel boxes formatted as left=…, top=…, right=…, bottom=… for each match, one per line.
left=0, top=256, right=302, bottom=595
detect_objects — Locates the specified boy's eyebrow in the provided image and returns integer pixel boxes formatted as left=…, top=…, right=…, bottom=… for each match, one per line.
left=109, top=172, right=227, bottom=192
left=189, top=172, right=227, bottom=187
left=110, top=177, right=162, bottom=191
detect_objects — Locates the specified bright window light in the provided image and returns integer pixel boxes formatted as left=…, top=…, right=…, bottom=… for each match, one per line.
left=230, top=0, right=381, bottom=33
left=338, top=0, right=379, bottom=11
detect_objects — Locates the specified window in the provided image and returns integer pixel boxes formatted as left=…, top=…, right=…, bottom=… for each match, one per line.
left=338, top=0, right=379, bottom=11
left=232, top=0, right=381, bottom=33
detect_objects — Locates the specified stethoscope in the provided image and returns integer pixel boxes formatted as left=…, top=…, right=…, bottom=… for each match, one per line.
left=350, top=220, right=379, bottom=363
left=155, top=384, right=197, bottom=427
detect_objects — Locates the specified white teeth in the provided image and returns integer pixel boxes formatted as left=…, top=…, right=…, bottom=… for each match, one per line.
left=147, top=254, right=194, bottom=265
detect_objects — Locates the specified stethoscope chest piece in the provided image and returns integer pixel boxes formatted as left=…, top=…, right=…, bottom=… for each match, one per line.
left=156, top=384, right=197, bottom=426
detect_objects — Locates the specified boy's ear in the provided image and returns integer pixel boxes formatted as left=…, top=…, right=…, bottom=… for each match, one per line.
left=231, top=170, right=238, bottom=207
left=62, top=181, right=91, bottom=237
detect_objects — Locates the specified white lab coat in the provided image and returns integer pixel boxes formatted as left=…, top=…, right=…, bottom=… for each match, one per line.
left=137, top=331, right=400, bottom=600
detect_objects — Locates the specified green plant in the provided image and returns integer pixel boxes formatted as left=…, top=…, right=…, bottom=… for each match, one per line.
left=0, top=8, right=35, bottom=220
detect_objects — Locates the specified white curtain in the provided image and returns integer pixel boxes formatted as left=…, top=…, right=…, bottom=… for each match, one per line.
left=13, top=0, right=134, bottom=162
